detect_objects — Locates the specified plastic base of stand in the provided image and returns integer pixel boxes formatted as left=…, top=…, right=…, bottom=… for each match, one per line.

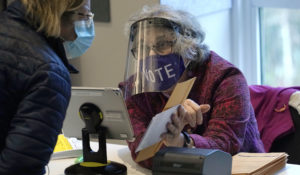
left=65, top=161, right=127, bottom=175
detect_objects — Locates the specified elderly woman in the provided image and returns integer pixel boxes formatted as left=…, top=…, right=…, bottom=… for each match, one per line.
left=0, top=0, right=94, bottom=174
left=120, top=5, right=265, bottom=169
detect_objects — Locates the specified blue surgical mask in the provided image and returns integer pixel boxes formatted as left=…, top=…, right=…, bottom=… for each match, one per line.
left=63, top=20, right=95, bottom=59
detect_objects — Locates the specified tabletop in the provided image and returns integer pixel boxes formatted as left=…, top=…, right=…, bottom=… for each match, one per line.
left=47, top=141, right=300, bottom=175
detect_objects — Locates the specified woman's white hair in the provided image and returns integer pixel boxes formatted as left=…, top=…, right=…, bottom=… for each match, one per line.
left=125, top=4, right=210, bottom=62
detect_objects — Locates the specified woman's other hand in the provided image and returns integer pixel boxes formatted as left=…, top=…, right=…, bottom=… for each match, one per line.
left=161, top=105, right=186, bottom=147
left=182, top=99, right=210, bottom=127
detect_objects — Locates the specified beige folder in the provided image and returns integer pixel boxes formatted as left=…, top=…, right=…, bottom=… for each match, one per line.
left=232, top=152, right=288, bottom=175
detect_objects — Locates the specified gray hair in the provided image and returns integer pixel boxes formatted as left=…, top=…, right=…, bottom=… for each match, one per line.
left=125, top=4, right=210, bottom=62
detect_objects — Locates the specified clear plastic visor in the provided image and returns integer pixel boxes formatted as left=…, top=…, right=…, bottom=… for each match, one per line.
left=122, top=18, right=184, bottom=99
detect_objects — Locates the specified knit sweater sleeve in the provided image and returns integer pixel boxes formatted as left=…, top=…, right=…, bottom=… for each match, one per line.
left=190, top=68, right=251, bottom=154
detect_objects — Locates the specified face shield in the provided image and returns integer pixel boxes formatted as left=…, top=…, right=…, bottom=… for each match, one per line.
left=123, top=18, right=187, bottom=99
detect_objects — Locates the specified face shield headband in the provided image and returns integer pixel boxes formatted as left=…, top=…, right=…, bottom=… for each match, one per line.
left=122, top=18, right=189, bottom=99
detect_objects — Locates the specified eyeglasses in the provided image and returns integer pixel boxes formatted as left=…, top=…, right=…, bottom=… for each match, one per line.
left=131, top=40, right=176, bottom=58
left=71, top=11, right=94, bottom=21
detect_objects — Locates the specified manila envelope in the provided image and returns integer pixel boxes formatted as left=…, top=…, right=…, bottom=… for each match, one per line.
left=135, top=77, right=196, bottom=162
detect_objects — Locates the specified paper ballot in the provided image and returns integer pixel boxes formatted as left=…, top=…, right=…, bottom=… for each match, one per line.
left=135, top=105, right=180, bottom=153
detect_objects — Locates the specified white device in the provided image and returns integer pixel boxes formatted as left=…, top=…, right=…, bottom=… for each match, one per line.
left=62, top=87, right=134, bottom=140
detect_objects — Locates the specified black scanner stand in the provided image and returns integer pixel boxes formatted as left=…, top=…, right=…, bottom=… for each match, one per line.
left=64, top=103, right=127, bottom=175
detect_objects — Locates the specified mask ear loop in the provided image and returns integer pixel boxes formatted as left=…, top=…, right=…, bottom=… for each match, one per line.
left=85, top=18, right=93, bottom=28
left=184, top=59, right=191, bottom=68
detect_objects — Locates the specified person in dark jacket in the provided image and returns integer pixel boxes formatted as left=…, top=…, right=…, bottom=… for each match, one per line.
left=0, top=0, right=94, bottom=174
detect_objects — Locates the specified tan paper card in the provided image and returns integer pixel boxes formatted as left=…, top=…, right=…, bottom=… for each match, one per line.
left=163, top=77, right=196, bottom=111
left=135, top=141, right=164, bottom=162
left=135, top=77, right=196, bottom=162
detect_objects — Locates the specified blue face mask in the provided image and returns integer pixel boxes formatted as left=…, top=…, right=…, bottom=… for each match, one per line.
left=63, top=20, right=95, bottom=59
left=139, top=53, right=186, bottom=91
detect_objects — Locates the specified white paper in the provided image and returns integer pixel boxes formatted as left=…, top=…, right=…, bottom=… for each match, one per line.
left=51, top=137, right=82, bottom=160
left=135, top=105, right=180, bottom=153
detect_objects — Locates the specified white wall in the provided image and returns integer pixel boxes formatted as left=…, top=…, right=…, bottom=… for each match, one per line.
left=70, top=0, right=159, bottom=87
left=198, top=10, right=232, bottom=61
left=161, top=0, right=232, bottom=61
left=70, top=0, right=232, bottom=87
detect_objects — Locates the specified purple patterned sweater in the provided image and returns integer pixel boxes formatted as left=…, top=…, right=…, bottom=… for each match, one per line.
left=120, top=51, right=265, bottom=169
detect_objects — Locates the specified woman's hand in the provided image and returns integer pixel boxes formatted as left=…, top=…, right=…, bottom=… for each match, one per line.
left=160, top=105, right=187, bottom=147
left=160, top=100, right=210, bottom=147
left=182, top=99, right=210, bottom=127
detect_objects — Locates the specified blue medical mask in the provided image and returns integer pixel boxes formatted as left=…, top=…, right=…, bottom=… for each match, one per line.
left=139, top=53, right=186, bottom=91
left=63, top=20, right=95, bottom=59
